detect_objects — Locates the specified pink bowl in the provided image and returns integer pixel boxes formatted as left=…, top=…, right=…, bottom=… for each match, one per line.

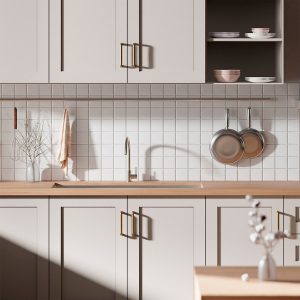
left=214, top=72, right=240, bottom=83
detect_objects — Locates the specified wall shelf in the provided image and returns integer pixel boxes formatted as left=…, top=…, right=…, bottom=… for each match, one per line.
left=207, top=38, right=283, bottom=42
left=206, top=0, right=284, bottom=84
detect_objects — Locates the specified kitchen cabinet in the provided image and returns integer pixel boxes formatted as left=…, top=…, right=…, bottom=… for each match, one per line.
left=206, top=197, right=284, bottom=266
left=206, top=0, right=284, bottom=83
left=0, top=0, right=48, bottom=82
left=50, top=0, right=205, bottom=83
left=283, top=198, right=300, bottom=266
left=127, top=0, right=205, bottom=83
left=50, top=0, right=127, bottom=83
left=49, top=197, right=128, bottom=300
left=127, top=198, right=205, bottom=300
left=0, top=198, right=48, bottom=300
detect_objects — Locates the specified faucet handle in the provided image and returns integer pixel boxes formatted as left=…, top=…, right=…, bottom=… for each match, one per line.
left=129, top=168, right=138, bottom=181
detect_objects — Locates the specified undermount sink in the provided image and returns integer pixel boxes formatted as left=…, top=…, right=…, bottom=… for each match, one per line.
left=52, top=183, right=203, bottom=189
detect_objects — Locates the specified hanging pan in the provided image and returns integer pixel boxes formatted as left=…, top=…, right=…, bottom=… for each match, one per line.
left=210, top=108, right=244, bottom=165
left=239, top=107, right=265, bottom=158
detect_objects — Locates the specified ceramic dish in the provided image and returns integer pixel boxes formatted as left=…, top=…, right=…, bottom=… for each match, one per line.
left=245, top=33, right=276, bottom=39
left=251, top=28, right=270, bottom=34
left=245, top=77, right=276, bottom=83
left=214, top=70, right=241, bottom=83
left=209, top=32, right=240, bottom=38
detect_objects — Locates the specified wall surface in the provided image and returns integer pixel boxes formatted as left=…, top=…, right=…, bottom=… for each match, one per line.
left=0, top=83, right=299, bottom=182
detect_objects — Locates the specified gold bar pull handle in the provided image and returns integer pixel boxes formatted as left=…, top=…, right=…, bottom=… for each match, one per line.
left=133, top=43, right=139, bottom=69
left=120, top=211, right=125, bottom=236
left=277, top=211, right=282, bottom=231
left=131, top=211, right=139, bottom=238
left=120, top=43, right=134, bottom=68
left=296, top=245, right=300, bottom=262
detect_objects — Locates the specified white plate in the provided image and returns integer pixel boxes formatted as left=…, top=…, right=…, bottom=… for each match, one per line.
left=245, top=77, right=276, bottom=83
left=245, top=33, right=276, bottom=39
left=210, top=32, right=240, bottom=38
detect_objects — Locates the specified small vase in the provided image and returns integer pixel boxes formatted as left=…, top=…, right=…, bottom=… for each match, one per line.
left=258, top=252, right=277, bottom=281
left=27, top=161, right=40, bottom=182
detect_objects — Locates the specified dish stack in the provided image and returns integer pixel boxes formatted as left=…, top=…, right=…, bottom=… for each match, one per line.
left=214, top=69, right=241, bottom=83
left=209, top=32, right=240, bottom=38
left=245, top=28, right=276, bottom=39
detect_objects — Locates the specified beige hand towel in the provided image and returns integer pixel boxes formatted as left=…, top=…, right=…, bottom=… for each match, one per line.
left=57, top=108, right=71, bottom=171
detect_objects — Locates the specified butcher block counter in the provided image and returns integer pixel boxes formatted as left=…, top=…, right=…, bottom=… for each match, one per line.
left=0, top=181, right=300, bottom=196
left=195, top=267, right=300, bottom=300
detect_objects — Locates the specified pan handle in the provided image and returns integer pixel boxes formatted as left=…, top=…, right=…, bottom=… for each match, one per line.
left=247, top=107, right=252, bottom=129
left=225, top=108, right=230, bottom=129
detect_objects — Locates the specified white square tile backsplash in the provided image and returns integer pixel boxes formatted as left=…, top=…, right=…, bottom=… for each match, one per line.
left=0, top=83, right=299, bottom=182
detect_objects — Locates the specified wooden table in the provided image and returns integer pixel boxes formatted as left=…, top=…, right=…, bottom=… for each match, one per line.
left=195, top=267, right=300, bottom=300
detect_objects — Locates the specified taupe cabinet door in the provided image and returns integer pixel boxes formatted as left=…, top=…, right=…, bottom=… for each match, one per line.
left=50, top=0, right=127, bottom=83
left=0, top=198, right=48, bottom=300
left=128, top=0, right=205, bottom=83
left=128, top=198, right=205, bottom=300
left=0, top=0, right=48, bottom=82
left=206, top=197, right=284, bottom=266
left=283, top=198, right=300, bottom=266
left=50, top=198, right=127, bottom=300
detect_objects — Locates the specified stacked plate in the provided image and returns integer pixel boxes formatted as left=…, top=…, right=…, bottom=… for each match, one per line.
left=245, top=77, right=276, bottom=83
left=209, top=32, right=240, bottom=38
left=245, top=28, right=276, bottom=39
left=214, top=70, right=241, bottom=83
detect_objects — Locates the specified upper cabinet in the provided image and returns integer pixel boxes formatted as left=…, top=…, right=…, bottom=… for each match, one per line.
left=50, top=0, right=127, bottom=83
left=206, top=0, right=284, bottom=83
left=50, top=0, right=205, bottom=83
left=0, top=0, right=48, bottom=83
left=127, top=0, right=206, bottom=83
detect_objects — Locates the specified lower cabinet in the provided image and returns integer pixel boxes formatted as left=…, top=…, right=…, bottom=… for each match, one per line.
left=283, top=198, right=300, bottom=266
left=127, top=198, right=205, bottom=300
left=49, top=197, right=128, bottom=300
left=49, top=197, right=205, bottom=300
left=0, top=198, right=48, bottom=300
left=206, top=197, right=284, bottom=266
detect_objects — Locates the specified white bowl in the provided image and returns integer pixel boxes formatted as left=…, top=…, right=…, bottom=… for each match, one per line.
left=245, top=33, right=276, bottom=39
left=252, top=28, right=270, bottom=33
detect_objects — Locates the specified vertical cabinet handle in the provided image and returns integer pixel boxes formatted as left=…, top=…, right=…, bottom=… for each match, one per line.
left=61, top=0, right=64, bottom=71
left=133, top=43, right=139, bottom=68
left=120, top=211, right=125, bottom=236
left=296, top=245, right=300, bottom=262
left=120, top=43, right=134, bottom=68
left=277, top=211, right=281, bottom=231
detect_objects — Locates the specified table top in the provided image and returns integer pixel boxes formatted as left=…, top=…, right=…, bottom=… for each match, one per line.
left=195, top=267, right=300, bottom=299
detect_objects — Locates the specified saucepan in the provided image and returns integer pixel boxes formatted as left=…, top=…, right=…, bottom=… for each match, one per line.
left=210, top=109, right=245, bottom=165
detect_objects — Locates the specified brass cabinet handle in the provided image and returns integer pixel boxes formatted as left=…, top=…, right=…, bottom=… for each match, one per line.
left=120, top=211, right=125, bottom=236
left=131, top=211, right=139, bottom=238
left=120, top=43, right=134, bottom=68
left=133, top=43, right=139, bottom=69
left=276, top=210, right=284, bottom=231
left=61, top=0, right=64, bottom=71
left=296, top=245, right=300, bottom=262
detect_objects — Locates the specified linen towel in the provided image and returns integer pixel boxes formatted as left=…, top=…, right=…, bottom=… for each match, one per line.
left=57, top=108, right=71, bottom=171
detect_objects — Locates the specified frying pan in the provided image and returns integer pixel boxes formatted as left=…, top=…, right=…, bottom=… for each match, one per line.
left=210, top=109, right=244, bottom=164
left=239, top=107, right=265, bottom=158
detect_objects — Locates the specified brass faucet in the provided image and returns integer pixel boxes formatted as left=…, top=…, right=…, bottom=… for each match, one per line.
left=124, top=137, right=137, bottom=182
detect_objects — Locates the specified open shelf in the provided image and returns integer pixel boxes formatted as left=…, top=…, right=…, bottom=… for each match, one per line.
left=208, top=38, right=283, bottom=42
left=206, top=0, right=284, bottom=84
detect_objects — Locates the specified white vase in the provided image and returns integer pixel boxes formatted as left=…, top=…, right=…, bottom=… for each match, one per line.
left=258, top=252, right=277, bottom=281
left=27, top=161, right=40, bottom=182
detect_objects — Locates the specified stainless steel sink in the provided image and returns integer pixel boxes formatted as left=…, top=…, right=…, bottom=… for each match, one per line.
left=52, top=183, right=203, bottom=189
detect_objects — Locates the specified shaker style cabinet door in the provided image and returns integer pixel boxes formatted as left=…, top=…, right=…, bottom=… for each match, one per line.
left=0, top=198, right=48, bottom=300
left=50, top=0, right=127, bottom=83
left=127, top=0, right=205, bottom=83
left=49, top=197, right=128, bottom=300
left=206, top=197, right=284, bottom=266
left=128, top=198, right=205, bottom=300
left=0, top=0, right=48, bottom=82
left=283, top=198, right=300, bottom=266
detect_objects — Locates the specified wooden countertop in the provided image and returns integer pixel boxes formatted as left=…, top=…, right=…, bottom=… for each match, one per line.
left=195, top=267, right=300, bottom=300
left=0, top=181, right=300, bottom=197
